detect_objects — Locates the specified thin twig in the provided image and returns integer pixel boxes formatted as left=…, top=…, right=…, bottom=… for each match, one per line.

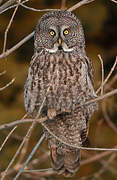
left=0, top=0, right=28, bottom=14
left=102, top=101, right=117, bottom=133
left=0, top=32, right=34, bottom=59
left=96, top=57, right=117, bottom=94
left=0, top=78, right=15, bottom=91
left=111, top=0, right=117, bottom=3
left=94, top=153, right=116, bottom=179
left=0, top=0, right=4, bottom=5
left=14, top=134, right=45, bottom=180
left=23, top=168, right=53, bottom=173
left=0, top=0, right=17, bottom=13
left=0, top=118, right=46, bottom=131
left=98, top=54, right=104, bottom=95
left=3, top=0, right=21, bottom=55
left=0, top=70, right=6, bottom=76
left=0, top=126, right=17, bottom=152
left=81, top=150, right=114, bottom=166
left=0, top=88, right=117, bottom=131
left=61, top=0, right=66, bottom=9
left=19, top=2, right=59, bottom=12
left=68, top=0, right=95, bottom=11
left=1, top=114, right=27, bottom=180
left=28, top=151, right=49, bottom=169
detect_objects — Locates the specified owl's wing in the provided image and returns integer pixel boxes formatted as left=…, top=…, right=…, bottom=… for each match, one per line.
left=85, top=56, right=94, bottom=85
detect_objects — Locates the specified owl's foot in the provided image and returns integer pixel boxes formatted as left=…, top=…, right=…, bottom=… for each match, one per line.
left=48, top=108, right=56, bottom=119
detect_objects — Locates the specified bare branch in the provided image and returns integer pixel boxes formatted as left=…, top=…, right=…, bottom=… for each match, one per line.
left=14, top=134, right=45, bottom=180
left=3, top=0, right=21, bottom=55
left=0, top=88, right=117, bottom=131
left=102, top=101, right=117, bottom=133
left=93, top=153, right=116, bottom=179
left=111, top=0, right=117, bottom=3
left=0, top=32, right=34, bottom=59
left=98, top=54, right=104, bottom=95
left=0, top=118, right=46, bottom=131
left=0, top=78, right=15, bottom=91
left=0, top=0, right=3, bottom=5
left=0, top=0, right=17, bottom=13
left=81, top=151, right=113, bottom=166
left=0, top=70, right=6, bottom=76
left=0, top=126, right=17, bottom=152
left=61, top=0, right=66, bottom=9
left=0, top=0, right=28, bottom=14
left=96, top=57, right=117, bottom=94
left=19, top=2, right=59, bottom=12
left=68, top=0, right=95, bottom=12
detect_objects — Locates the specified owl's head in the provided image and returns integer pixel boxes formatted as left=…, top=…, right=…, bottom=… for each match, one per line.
left=35, top=10, right=85, bottom=53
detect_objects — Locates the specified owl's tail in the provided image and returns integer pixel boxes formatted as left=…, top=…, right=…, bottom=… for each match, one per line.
left=49, top=142, right=80, bottom=177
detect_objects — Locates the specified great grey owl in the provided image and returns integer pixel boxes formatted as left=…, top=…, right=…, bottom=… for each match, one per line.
left=24, top=10, right=97, bottom=177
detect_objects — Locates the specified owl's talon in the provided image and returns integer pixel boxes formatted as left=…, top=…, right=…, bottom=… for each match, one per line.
left=48, top=109, right=56, bottom=119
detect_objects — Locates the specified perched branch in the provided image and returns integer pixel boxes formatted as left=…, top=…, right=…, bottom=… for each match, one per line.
left=0, top=88, right=117, bottom=131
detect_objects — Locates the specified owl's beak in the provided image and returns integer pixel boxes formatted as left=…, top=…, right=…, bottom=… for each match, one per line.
left=58, top=38, right=62, bottom=45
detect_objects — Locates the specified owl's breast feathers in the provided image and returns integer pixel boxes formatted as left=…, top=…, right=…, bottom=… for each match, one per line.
left=24, top=50, right=98, bottom=177
left=24, top=52, right=97, bottom=117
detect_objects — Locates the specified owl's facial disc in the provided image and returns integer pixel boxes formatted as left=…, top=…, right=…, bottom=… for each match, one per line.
left=45, top=37, right=73, bottom=53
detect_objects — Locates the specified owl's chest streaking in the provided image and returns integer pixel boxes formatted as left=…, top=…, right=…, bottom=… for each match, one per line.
left=24, top=52, right=94, bottom=116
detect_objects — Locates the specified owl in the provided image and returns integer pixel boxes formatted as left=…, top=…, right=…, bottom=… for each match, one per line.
left=24, top=10, right=98, bottom=177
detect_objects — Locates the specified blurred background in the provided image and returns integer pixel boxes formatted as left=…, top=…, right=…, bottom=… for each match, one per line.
left=0, top=0, right=117, bottom=179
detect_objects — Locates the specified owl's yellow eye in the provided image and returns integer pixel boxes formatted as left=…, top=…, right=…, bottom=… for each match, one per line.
left=63, top=29, right=69, bottom=35
left=50, top=30, right=55, bottom=36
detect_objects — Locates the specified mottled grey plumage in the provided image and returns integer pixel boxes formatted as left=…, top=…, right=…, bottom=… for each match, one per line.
left=24, top=10, right=97, bottom=177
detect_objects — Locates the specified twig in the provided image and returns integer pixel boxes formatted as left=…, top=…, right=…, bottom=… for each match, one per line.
left=92, top=153, right=116, bottom=179
left=0, top=88, right=117, bottom=131
left=0, top=32, right=34, bottom=59
left=0, top=118, right=46, bottom=131
left=14, top=134, right=45, bottom=180
left=22, top=150, right=114, bottom=178
left=0, top=78, right=15, bottom=91
left=2, top=77, right=51, bottom=180
left=0, top=0, right=28, bottom=14
left=2, top=0, right=21, bottom=55
left=96, top=57, right=117, bottom=94
left=0, top=0, right=17, bottom=13
left=61, top=0, right=66, bottom=9
left=98, top=54, right=104, bottom=95
left=0, top=126, right=17, bottom=152
left=0, top=0, right=3, bottom=5
left=1, top=114, right=27, bottom=180
left=0, top=70, right=6, bottom=76
left=102, top=101, right=117, bottom=133
left=19, top=2, right=59, bottom=12
left=28, top=151, right=49, bottom=169
left=104, top=74, right=117, bottom=91
left=68, top=0, right=95, bottom=11
left=111, top=0, right=117, bottom=3
left=81, top=150, right=113, bottom=166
